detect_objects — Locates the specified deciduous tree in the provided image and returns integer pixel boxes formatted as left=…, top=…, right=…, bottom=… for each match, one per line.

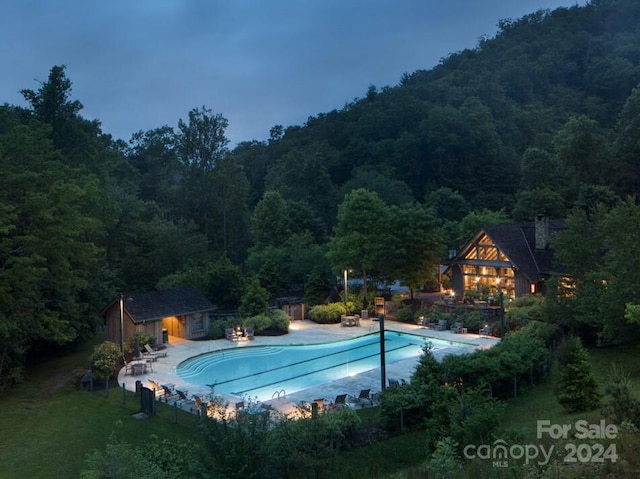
left=327, top=189, right=390, bottom=303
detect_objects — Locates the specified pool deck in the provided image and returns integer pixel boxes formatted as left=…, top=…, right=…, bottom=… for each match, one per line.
left=118, top=319, right=499, bottom=416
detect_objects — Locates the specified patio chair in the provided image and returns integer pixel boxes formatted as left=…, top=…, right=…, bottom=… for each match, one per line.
left=143, top=358, right=153, bottom=373
left=479, top=325, right=493, bottom=337
left=245, top=327, right=255, bottom=340
left=451, top=321, right=464, bottom=333
left=122, top=358, right=133, bottom=375
left=145, top=344, right=167, bottom=358
left=435, top=319, right=448, bottom=331
left=225, top=328, right=237, bottom=341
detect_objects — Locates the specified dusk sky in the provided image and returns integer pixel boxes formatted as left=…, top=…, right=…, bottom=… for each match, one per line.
left=1, top=1, right=585, bottom=146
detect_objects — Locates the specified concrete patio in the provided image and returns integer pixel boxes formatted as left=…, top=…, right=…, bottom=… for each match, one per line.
left=118, top=318, right=499, bottom=416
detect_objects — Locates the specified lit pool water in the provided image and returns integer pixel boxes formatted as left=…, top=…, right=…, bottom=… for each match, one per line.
left=176, top=332, right=467, bottom=401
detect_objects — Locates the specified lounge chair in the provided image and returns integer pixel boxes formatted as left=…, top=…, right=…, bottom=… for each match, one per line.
left=142, top=347, right=160, bottom=362
left=190, top=395, right=206, bottom=414
left=176, top=389, right=189, bottom=400
left=245, top=327, right=255, bottom=340
left=479, top=325, right=493, bottom=337
left=419, top=317, right=431, bottom=329
left=145, top=344, right=167, bottom=358
left=147, top=379, right=164, bottom=396
left=161, top=384, right=180, bottom=403
left=350, top=389, right=373, bottom=407
left=173, top=389, right=196, bottom=408
left=312, top=398, right=326, bottom=413
left=451, top=321, right=464, bottom=333
left=323, top=394, right=348, bottom=411
left=334, top=394, right=348, bottom=407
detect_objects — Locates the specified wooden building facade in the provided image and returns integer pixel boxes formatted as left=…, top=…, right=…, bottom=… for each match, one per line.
left=446, top=216, right=565, bottom=300
left=103, top=287, right=215, bottom=349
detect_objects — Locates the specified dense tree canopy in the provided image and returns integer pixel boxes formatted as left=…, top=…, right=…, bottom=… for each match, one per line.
left=4, top=0, right=640, bottom=390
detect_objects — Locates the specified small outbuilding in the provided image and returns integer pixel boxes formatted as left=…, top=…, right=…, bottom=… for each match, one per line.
left=103, top=287, right=215, bottom=349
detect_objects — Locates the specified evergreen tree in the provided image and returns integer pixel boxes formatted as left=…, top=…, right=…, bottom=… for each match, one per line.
left=555, top=337, right=601, bottom=412
left=238, top=277, right=270, bottom=318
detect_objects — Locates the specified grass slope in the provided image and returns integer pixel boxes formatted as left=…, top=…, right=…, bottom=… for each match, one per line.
left=2, top=337, right=640, bottom=478
left=0, top=336, right=197, bottom=479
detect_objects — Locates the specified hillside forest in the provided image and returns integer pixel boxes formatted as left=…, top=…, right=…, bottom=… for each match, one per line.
left=2, top=0, right=640, bottom=393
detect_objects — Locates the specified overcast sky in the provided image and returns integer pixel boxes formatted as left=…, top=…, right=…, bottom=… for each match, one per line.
left=1, top=0, right=585, bottom=146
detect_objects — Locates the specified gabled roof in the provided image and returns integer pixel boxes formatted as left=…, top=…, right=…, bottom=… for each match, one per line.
left=450, top=219, right=565, bottom=282
left=104, top=287, right=215, bottom=323
left=485, top=220, right=564, bottom=280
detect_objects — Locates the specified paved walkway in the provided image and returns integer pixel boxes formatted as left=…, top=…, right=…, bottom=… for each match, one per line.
left=118, top=319, right=499, bottom=416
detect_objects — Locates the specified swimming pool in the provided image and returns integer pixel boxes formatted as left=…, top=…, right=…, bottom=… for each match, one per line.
left=176, top=332, right=467, bottom=401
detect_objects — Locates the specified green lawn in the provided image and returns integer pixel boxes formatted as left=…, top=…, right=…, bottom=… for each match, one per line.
left=2, top=338, right=640, bottom=478
left=0, top=337, right=198, bottom=479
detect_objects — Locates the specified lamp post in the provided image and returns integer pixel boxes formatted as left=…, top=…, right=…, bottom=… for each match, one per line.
left=119, top=293, right=124, bottom=352
left=379, top=313, right=386, bottom=391
left=497, top=279, right=505, bottom=338
left=343, top=269, right=348, bottom=309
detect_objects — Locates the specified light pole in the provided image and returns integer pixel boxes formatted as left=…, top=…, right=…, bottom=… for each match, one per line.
left=497, top=279, right=505, bottom=338
left=379, top=312, right=386, bottom=391
left=343, top=269, right=348, bottom=310
left=119, top=293, right=124, bottom=352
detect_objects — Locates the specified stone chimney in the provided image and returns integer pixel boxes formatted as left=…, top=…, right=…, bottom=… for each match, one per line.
left=534, top=214, right=549, bottom=250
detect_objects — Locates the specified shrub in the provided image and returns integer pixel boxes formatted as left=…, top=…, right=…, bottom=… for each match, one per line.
left=454, top=310, right=486, bottom=333
left=447, top=387, right=505, bottom=447
left=90, top=341, right=122, bottom=381
left=309, top=303, right=346, bottom=324
left=422, top=309, right=451, bottom=328
left=124, top=332, right=155, bottom=356
left=269, top=310, right=290, bottom=333
left=244, top=313, right=272, bottom=333
left=82, top=434, right=194, bottom=479
left=244, top=310, right=290, bottom=335
left=396, top=305, right=415, bottom=323
left=427, top=436, right=461, bottom=479
left=208, top=318, right=237, bottom=340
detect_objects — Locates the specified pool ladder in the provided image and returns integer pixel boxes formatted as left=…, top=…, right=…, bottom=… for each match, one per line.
left=272, top=388, right=286, bottom=399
